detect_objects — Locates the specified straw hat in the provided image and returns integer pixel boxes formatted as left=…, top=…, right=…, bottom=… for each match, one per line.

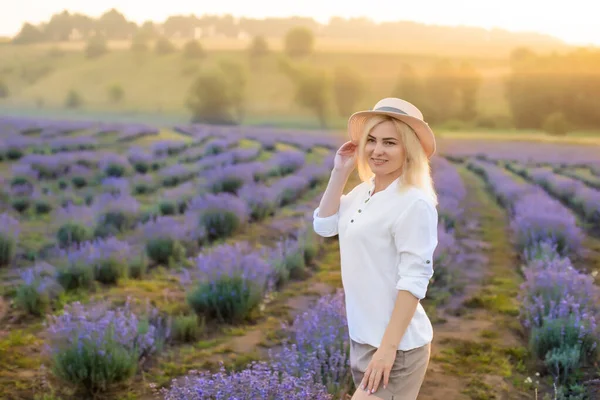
left=347, top=98, right=436, bottom=158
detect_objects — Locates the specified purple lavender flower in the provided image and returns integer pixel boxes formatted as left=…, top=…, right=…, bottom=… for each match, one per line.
left=432, top=156, right=466, bottom=228
left=271, top=175, right=311, bottom=206
left=16, top=262, right=63, bottom=315
left=0, top=212, right=20, bottom=242
left=46, top=297, right=170, bottom=361
left=268, top=150, right=306, bottom=175
left=160, top=361, right=332, bottom=400
left=270, top=290, right=351, bottom=395
left=238, top=183, right=279, bottom=221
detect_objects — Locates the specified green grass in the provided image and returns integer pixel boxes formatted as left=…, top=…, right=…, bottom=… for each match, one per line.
left=0, top=43, right=511, bottom=129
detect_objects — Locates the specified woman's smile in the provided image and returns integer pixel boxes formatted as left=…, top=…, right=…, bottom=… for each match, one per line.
left=371, top=158, right=388, bottom=166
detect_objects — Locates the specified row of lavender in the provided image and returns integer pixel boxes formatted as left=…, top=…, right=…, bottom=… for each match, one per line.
left=467, top=159, right=598, bottom=393
left=504, top=162, right=600, bottom=229
left=159, top=157, right=471, bottom=399
left=38, top=217, right=329, bottom=397
left=429, top=157, right=467, bottom=300
left=2, top=154, right=333, bottom=311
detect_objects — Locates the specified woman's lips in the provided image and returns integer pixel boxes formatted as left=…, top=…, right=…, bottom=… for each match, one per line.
left=371, top=158, right=387, bottom=165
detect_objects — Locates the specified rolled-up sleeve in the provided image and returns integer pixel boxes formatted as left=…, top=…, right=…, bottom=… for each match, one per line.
left=392, top=198, right=438, bottom=299
left=312, top=207, right=340, bottom=237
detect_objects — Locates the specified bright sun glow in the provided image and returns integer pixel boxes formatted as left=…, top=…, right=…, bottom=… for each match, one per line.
left=3, top=0, right=599, bottom=46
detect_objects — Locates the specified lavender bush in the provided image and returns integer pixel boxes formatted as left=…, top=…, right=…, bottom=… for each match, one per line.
left=46, top=299, right=170, bottom=394
left=238, top=183, right=279, bottom=221
left=93, top=193, right=140, bottom=237
left=207, top=164, right=255, bottom=194
left=518, top=242, right=599, bottom=384
left=270, top=290, right=351, bottom=396
left=267, top=150, right=306, bottom=176
left=269, top=237, right=306, bottom=289
left=56, top=237, right=132, bottom=287
left=139, top=215, right=205, bottom=265
left=15, top=262, right=63, bottom=315
left=272, top=175, right=311, bottom=207
left=159, top=361, right=332, bottom=400
left=55, top=204, right=96, bottom=247
left=187, top=193, right=250, bottom=241
left=182, top=242, right=273, bottom=323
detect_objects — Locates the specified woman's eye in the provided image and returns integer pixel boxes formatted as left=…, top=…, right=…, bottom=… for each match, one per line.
left=385, top=141, right=394, bottom=146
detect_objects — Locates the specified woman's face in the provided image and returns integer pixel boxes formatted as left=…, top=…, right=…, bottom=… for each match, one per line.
left=364, top=120, right=405, bottom=176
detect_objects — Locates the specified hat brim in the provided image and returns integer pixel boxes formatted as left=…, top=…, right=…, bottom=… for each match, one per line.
left=347, top=110, right=436, bottom=158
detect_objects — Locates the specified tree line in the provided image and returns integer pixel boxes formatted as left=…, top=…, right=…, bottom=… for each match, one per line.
left=12, top=8, right=566, bottom=55
left=506, top=47, right=600, bottom=132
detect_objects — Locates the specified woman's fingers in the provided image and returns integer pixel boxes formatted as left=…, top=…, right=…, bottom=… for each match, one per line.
left=383, top=369, right=390, bottom=390
left=367, top=369, right=378, bottom=394
left=371, top=369, right=385, bottom=393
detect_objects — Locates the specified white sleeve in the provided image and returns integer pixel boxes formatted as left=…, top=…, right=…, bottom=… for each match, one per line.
left=312, top=206, right=340, bottom=237
left=392, top=198, right=438, bottom=299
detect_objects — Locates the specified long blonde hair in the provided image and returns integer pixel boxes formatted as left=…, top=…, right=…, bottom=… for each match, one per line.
left=356, top=115, right=438, bottom=206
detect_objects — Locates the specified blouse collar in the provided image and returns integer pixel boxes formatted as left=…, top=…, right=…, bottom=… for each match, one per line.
left=368, top=175, right=402, bottom=196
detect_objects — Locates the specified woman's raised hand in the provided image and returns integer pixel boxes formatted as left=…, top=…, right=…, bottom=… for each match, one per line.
left=333, top=141, right=358, bottom=174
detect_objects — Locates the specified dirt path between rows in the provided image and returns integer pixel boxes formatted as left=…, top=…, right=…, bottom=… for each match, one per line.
left=419, top=166, right=533, bottom=400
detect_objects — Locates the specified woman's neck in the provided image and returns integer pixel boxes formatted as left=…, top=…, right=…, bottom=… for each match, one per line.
left=372, top=169, right=403, bottom=194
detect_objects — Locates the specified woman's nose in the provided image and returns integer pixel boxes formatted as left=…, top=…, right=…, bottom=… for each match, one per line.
left=373, top=141, right=385, bottom=154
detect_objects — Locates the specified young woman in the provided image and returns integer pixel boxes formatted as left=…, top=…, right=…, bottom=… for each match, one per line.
left=313, top=98, right=439, bottom=400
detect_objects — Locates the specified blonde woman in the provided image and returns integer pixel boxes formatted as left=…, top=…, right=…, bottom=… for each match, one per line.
left=313, top=98, right=438, bottom=400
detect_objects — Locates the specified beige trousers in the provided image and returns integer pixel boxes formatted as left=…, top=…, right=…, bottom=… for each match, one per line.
left=350, top=339, right=431, bottom=400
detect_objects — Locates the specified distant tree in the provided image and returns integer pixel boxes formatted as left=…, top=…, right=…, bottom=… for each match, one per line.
left=85, top=35, right=108, bottom=59
left=280, top=59, right=331, bottom=127
left=423, top=59, right=461, bottom=123
left=65, top=90, right=83, bottom=109
left=155, top=36, right=176, bottom=55
left=456, top=62, right=481, bottom=120
left=248, top=35, right=269, bottom=58
left=44, top=10, right=73, bottom=41
left=542, top=112, right=569, bottom=135
left=333, top=66, right=365, bottom=117
left=163, top=15, right=198, bottom=38
left=218, top=60, right=247, bottom=122
left=0, top=80, right=9, bottom=98
left=186, top=69, right=238, bottom=124
left=392, top=64, right=423, bottom=107
left=284, top=26, right=315, bottom=58
left=138, top=21, right=159, bottom=41
left=107, top=84, right=125, bottom=104
left=130, top=33, right=149, bottom=53
left=96, top=8, right=135, bottom=40
left=12, top=23, right=45, bottom=44
left=509, top=47, right=536, bottom=67
left=183, top=39, right=205, bottom=59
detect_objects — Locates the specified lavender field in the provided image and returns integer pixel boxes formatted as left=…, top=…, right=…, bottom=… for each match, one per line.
left=0, top=115, right=599, bottom=400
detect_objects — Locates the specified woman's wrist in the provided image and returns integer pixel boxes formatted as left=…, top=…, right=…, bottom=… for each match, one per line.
left=331, top=168, right=353, bottom=180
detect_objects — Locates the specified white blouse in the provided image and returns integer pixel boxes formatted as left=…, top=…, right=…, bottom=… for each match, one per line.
left=312, top=176, right=438, bottom=351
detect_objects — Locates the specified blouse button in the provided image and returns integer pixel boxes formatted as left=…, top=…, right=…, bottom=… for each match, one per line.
left=351, top=219, right=354, bottom=223
left=365, top=198, right=370, bottom=203
left=426, top=260, right=431, bottom=264
left=358, top=209, right=362, bottom=213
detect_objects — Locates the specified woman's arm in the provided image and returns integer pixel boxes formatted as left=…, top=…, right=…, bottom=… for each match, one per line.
left=380, top=291, right=419, bottom=350
left=316, top=169, right=352, bottom=218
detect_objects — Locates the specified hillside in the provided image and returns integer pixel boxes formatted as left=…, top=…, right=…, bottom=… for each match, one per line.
left=0, top=39, right=513, bottom=128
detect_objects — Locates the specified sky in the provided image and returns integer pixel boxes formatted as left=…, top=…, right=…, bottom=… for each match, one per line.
left=1, top=0, right=599, bottom=46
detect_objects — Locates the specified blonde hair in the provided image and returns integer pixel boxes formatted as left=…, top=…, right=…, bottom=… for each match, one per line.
left=356, top=115, right=438, bottom=206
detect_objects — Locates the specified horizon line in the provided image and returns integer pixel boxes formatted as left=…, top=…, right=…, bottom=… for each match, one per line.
left=2, top=8, right=600, bottom=47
